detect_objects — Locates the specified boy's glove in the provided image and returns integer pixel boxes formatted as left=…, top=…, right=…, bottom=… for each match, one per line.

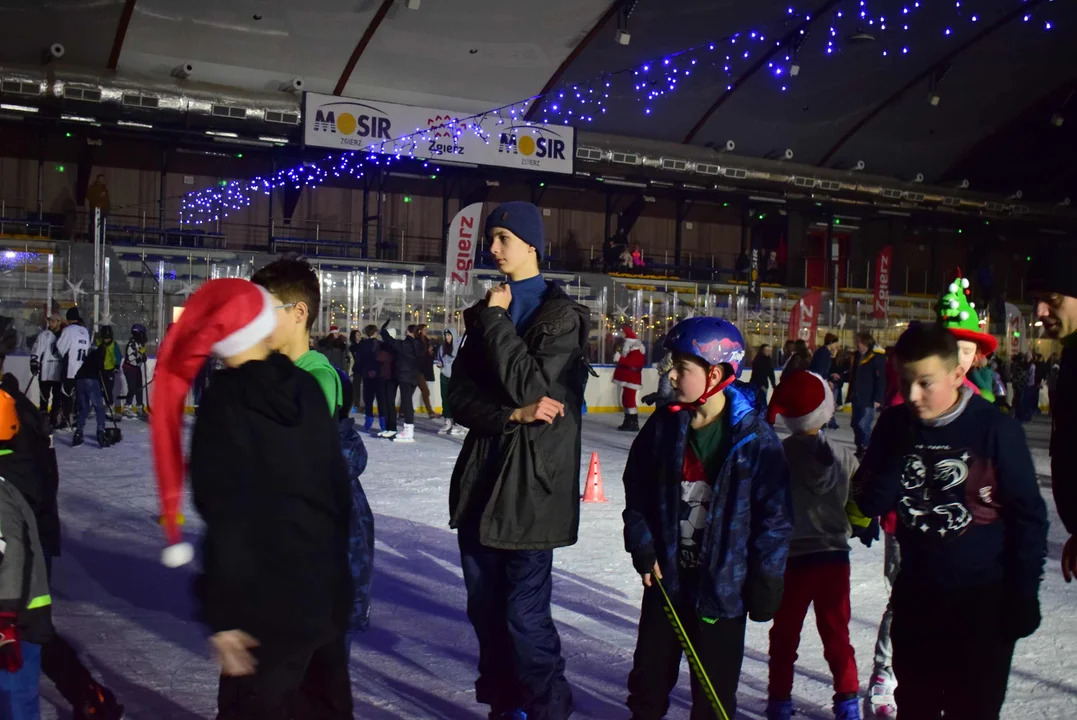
left=641, top=392, right=658, bottom=406
left=845, top=500, right=879, bottom=547
left=630, top=544, right=658, bottom=577
left=0, top=612, right=22, bottom=672
left=747, top=574, right=783, bottom=622
left=1002, top=592, right=1041, bottom=640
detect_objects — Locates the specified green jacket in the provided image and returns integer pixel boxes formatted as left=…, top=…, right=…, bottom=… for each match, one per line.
left=0, top=476, right=52, bottom=644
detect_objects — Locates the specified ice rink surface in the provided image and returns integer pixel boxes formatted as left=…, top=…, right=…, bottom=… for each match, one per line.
left=41, top=409, right=1075, bottom=719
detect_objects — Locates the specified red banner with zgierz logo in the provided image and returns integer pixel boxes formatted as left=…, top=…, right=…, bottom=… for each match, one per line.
left=788, top=290, right=822, bottom=342
left=872, top=245, right=892, bottom=319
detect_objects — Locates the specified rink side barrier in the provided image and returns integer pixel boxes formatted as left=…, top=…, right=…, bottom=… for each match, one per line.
left=1, top=356, right=1051, bottom=415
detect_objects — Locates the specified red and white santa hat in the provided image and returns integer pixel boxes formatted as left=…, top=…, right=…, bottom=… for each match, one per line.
left=150, top=279, right=277, bottom=568
left=621, top=325, right=643, bottom=351
left=767, top=370, right=835, bottom=434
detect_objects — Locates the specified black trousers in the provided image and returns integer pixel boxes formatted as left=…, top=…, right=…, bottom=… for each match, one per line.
left=398, top=382, right=416, bottom=425
left=891, top=580, right=1015, bottom=720
left=60, top=379, right=77, bottom=425
left=101, top=369, right=117, bottom=407
left=458, top=530, right=572, bottom=719
left=216, top=635, right=352, bottom=720
left=123, top=365, right=143, bottom=406
left=377, top=379, right=398, bottom=431
left=361, top=376, right=378, bottom=417
left=38, top=380, right=60, bottom=425
left=627, top=574, right=747, bottom=720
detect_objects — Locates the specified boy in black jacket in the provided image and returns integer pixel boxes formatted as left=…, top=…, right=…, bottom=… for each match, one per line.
left=448, top=202, right=590, bottom=720
left=151, top=279, right=353, bottom=719
left=854, top=323, right=1047, bottom=720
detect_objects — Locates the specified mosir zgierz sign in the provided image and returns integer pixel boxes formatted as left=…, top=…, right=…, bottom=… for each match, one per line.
left=303, top=92, right=574, bottom=175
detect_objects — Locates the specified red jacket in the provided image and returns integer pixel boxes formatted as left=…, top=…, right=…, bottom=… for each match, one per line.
left=613, top=341, right=646, bottom=389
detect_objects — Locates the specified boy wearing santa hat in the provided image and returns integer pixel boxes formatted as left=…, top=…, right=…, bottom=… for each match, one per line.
left=613, top=326, right=646, bottom=431
left=151, top=279, right=353, bottom=718
left=765, top=371, right=860, bottom=720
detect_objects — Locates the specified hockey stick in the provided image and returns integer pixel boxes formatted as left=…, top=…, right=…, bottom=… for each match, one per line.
left=654, top=576, right=731, bottom=720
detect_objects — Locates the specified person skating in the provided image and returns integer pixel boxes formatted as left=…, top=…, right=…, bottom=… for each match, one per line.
left=72, top=335, right=109, bottom=449
left=30, top=314, right=63, bottom=428
left=122, top=324, right=148, bottom=419
left=436, top=328, right=466, bottom=437
left=613, top=326, right=646, bottom=431
left=417, top=325, right=440, bottom=419
left=250, top=258, right=345, bottom=418
left=55, top=307, right=90, bottom=431
left=96, top=326, right=123, bottom=415
left=447, top=201, right=591, bottom=720
left=748, top=343, right=777, bottom=398
left=317, top=326, right=350, bottom=374
left=375, top=328, right=399, bottom=439
left=380, top=322, right=423, bottom=443
left=853, top=323, right=1047, bottom=720
left=150, top=279, right=353, bottom=719
left=353, top=325, right=382, bottom=432
left=848, top=331, right=886, bottom=457
left=641, top=352, right=675, bottom=410
left=765, top=371, right=860, bottom=720
left=1026, top=247, right=1077, bottom=582
left=622, top=317, right=793, bottom=720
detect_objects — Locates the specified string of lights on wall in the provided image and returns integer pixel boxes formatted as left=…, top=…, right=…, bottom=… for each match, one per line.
left=181, top=0, right=1058, bottom=225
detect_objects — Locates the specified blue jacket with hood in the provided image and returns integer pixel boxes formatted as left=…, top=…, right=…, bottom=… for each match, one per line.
left=622, top=381, right=793, bottom=620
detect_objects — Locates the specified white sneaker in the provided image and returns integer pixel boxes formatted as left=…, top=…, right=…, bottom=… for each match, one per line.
left=867, top=673, right=897, bottom=717
left=450, top=424, right=468, bottom=438
left=377, top=430, right=397, bottom=439
left=393, top=423, right=415, bottom=443
left=437, top=419, right=454, bottom=435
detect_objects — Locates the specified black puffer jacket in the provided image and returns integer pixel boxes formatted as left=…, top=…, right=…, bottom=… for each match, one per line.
left=1052, top=341, right=1077, bottom=533
left=448, top=283, right=592, bottom=550
left=380, top=323, right=423, bottom=385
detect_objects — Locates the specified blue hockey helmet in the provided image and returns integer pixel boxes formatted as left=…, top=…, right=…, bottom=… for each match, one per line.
left=664, top=317, right=746, bottom=407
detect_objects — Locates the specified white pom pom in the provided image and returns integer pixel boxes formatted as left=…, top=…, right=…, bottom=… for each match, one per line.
left=948, top=283, right=958, bottom=293
left=162, top=542, right=195, bottom=568
left=959, top=311, right=969, bottom=321
left=961, top=278, right=970, bottom=289
left=969, top=302, right=975, bottom=309
left=949, top=299, right=959, bottom=309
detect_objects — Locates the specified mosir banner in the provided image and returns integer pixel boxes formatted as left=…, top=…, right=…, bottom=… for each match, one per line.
left=304, top=93, right=574, bottom=174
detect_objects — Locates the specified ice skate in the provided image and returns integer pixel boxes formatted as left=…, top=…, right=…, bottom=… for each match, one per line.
left=393, top=423, right=415, bottom=443
left=97, top=429, right=112, bottom=448
left=75, top=682, right=125, bottom=720
left=766, top=698, right=794, bottom=720
left=866, top=673, right=897, bottom=717
left=438, top=419, right=454, bottom=435
left=377, top=429, right=397, bottom=439
left=834, top=696, right=861, bottom=720
left=72, top=428, right=84, bottom=447
left=450, top=423, right=468, bottom=438
left=363, top=416, right=375, bottom=433
left=122, top=405, right=137, bottom=419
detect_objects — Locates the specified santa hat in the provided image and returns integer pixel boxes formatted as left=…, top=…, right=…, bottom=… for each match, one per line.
left=767, top=370, right=834, bottom=434
left=620, top=325, right=643, bottom=352
left=150, top=279, right=277, bottom=568
left=329, top=325, right=339, bottom=333
left=622, top=325, right=638, bottom=340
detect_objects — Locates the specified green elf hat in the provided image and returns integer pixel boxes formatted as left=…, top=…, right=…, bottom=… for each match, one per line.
left=936, top=268, right=998, bottom=355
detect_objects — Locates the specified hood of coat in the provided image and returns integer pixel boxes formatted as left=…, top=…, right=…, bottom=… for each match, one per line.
left=221, top=353, right=308, bottom=427
left=781, top=433, right=837, bottom=495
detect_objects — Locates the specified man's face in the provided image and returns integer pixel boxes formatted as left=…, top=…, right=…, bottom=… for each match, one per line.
left=829, top=342, right=839, bottom=357
left=856, top=341, right=868, bottom=354
left=1034, top=292, right=1077, bottom=339
left=47, top=318, right=60, bottom=332
left=489, top=227, right=535, bottom=277
left=899, top=355, right=965, bottom=421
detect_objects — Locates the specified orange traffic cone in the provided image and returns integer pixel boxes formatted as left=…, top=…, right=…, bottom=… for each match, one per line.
left=582, top=451, right=608, bottom=503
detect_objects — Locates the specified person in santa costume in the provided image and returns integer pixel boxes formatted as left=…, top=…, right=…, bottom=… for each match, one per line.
left=151, top=278, right=353, bottom=719
left=613, top=326, right=646, bottom=431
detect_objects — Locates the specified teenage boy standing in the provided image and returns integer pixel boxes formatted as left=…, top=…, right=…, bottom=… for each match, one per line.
left=448, top=202, right=591, bottom=720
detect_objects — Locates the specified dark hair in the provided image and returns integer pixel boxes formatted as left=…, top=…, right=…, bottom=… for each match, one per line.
left=363, top=324, right=378, bottom=338
left=856, top=330, right=875, bottom=347
left=794, top=339, right=810, bottom=355
left=406, top=324, right=417, bottom=336
left=758, top=343, right=770, bottom=351
left=251, top=258, right=320, bottom=331
left=443, top=329, right=454, bottom=358
left=349, top=329, right=360, bottom=345
left=824, top=332, right=839, bottom=346
left=894, top=323, right=958, bottom=366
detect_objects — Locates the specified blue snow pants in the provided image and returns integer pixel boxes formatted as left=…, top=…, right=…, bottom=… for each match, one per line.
left=0, top=642, right=42, bottom=720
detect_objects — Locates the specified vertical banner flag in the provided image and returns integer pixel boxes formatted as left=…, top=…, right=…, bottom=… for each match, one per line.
left=788, top=290, right=822, bottom=341
left=747, top=248, right=762, bottom=307
left=443, top=203, right=484, bottom=325
left=872, top=245, right=892, bottom=319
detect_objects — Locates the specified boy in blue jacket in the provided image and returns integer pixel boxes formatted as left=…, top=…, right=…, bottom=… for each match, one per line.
left=854, top=323, right=1047, bottom=719
left=622, top=317, right=793, bottom=720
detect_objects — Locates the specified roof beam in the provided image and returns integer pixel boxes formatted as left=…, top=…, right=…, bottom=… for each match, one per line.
left=524, top=1, right=621, bottom=121
left=817, top=0, right=1049, bottom=167
left=106, top=0, right=138, bottom=70
left=334, top=0, right=396, bottom=96
left=683, top=0, right=841, bottom=144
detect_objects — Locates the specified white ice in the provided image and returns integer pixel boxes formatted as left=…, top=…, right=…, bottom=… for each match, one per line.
left=41, top=412, right=1076, bottom=719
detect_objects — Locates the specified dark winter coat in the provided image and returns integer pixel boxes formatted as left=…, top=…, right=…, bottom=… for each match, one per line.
left=809, top=347, right=833, bottom=378
left=317, top=336, right=349, bottom=374
left=1052, top=338, right=1077, bottom=534
left=74, top=344, right=105, bottom=381
left=190, top=353, right=352, bottom=646
left=749, top=353, right=776, bottom=391
left=352, top=338, right=380, bottom=379
left=448, top=282, right=592, bottom=550
left=419, top=337, right=436, bottom=382
left=0, top=374, right=60, bottom=557
left=622, top=383, right=793, bottom=621
left=849, top=347, right=887, bottom=408
left=381, top=325, right=423, bottom=385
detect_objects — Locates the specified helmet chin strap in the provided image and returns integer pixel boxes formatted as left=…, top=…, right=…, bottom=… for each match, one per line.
left=668, top=372, right=735, bottom=413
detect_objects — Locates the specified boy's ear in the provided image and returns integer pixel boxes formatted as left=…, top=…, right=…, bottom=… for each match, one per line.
left=294, top=302, right=309, bottom=326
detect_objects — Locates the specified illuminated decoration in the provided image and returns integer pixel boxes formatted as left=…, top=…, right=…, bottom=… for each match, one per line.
left=180, top=0, right=1058, bottom=225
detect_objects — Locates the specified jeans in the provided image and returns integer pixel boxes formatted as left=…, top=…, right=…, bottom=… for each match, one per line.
left=872, top=532, right=901, bottom=680
left=851, top=404, right=875, bottom=450
left=0, top=642, right=42, bottom=720
left=458, top=530, right=571, bottom=719
left=75, top=379, right=106, bottom=434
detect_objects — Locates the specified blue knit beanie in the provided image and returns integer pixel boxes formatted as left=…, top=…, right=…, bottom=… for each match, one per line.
left=485, top=202, right=545, bottom=260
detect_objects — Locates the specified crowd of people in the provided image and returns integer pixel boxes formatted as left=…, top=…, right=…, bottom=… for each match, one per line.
left=0, top=201, right=1069, bottom=720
